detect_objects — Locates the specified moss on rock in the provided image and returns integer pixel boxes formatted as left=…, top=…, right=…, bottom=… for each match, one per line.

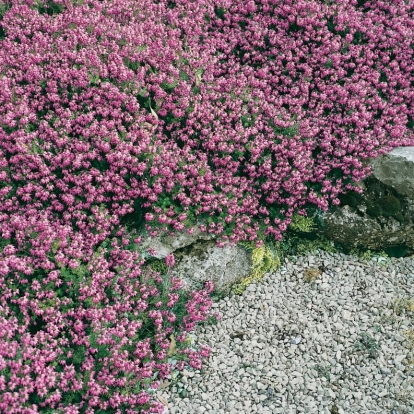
left=393, top=212, right=405, bottom=223
left=365, top=201, right=383, bottom=217
left=232, top=240, right=281, bottom=295
left=338, top=190, right=364, bottom=208
left=380, top=194, right=401, bottom=217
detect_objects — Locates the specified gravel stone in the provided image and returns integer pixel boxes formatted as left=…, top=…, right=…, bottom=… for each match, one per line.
left=162, top=252, right=414, bottom=413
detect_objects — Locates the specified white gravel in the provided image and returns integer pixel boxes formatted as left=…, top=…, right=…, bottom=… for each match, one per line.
left=157, top=251, right=414, bottom=414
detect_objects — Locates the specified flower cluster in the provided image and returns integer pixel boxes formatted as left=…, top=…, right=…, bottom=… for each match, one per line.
left=1, top=234, right=214, bottom=413
left=157, top=0, right=414, bottom=243
left=1, top=0, right=413, bottom=248
left=0, top=0, right=413, bottom=412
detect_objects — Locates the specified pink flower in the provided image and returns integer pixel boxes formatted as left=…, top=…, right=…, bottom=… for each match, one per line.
left=165, top=254, right=175, bottom=268
left=0, top=0, right=412, bottom=411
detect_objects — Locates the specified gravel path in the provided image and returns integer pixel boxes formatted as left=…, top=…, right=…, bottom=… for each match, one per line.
left=156, top=251, right=414, bottom=414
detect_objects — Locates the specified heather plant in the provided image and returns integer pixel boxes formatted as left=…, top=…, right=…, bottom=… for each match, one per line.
left=1, top=0, right=413, bottom=251
left=1, top=237, right=216, bottom=413
left=0, top=0, right=413, bottom=412
left=149, top=0, right=414, bottom=245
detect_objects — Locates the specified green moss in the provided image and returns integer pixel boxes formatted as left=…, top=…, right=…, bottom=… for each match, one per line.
left=384, top=244, right=410, bottom=258
left=289, top=213, right=316, bottom=233
left=338, top=194, right=357, bottom=207
left=365, top=177, right=383, bottom=196
left=366, top=200, right=383, bottom=217
left=348, top=248, right=387, bottom=263
left=294, top=236, right=337, bottom=255
left=142, top=258, right=168, bottom=275
left=338, top=190, right=364, bottom=208
left=393, top=212, right=405, bottom=223
left=380, top=194, right=401, bottom=217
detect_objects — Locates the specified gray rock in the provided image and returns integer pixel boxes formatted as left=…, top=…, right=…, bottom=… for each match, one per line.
left=168, top=238, right=252, bottom=294
left=319, top=146, right=414, bottom=253
left=133, top=223, right=253, bottom=293
left=136, top=222, right=216, bottom=259
left=290, top=336, right=303, bottom=345
left=371, top=146, right=414, bottom=198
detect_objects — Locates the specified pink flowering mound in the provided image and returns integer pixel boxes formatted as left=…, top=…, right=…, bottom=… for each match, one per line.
left=0, top=0, right=413, bottom=412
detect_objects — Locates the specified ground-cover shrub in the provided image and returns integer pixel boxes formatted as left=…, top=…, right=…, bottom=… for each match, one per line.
left=0, top=0, right=413, bottom=412
left=1, top=234, right=216, bottom=413
left=1, top=0, right=412, bottom=252
left=148, top=0, right=414, bottom=244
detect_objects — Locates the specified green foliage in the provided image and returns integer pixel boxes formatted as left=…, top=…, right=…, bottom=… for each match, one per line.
left=0, top=1, right=10, bottom=41
left=195, top=67, right=204, bottom=85
left=352, top=29, right=368, bottom=45
left=160, top=79, right=179, bottom=92
left=89, top=158, right=110, bottom=172
left=34, top=0, right=64, bottom=15
left=331, top=405, right=339, bottom=414
left=354, top=332, right=379, bottom=358
left=119, top=197, right=149, bottom=232
left=269, top=119, right=299, bottom=138
left=365, top=199, right=382, bottom=217
left=89, top=331, right=111, bottom=359
left=338, top=190, right=364, bottom=208
left=348, top=248, right=390, bottom=265
left=241, top=114, right=256, bottom=128
left=0, top=236, right=10, bottom=253
left=261, top=211, right=339, bottom=259
left=384, top=244, right=410, bottom=258
left=232, top=239, right=281, bottom=295
left=57, top=265, right=89, bottom=302
left=380, top=194, right=401, bottom=217
left=143, top=257, right=169, bottom=276
left=214, top=6, right=226, bottom=20
left=292, top=236, right=337, bottom=256
left=393, top=212, right=405, bottom=223
left=179, top=69, right=190, bottom=82
left=72, top=345, right=87, bottom=367
left=314, top=364, right=332, bottom=381
left=0, top=2, right=10, bottom=19
left=289, top=213, right=316, bottom=233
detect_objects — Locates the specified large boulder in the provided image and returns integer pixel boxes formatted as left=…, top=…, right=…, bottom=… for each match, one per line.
left=319, top=147, right=414, bottom=254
